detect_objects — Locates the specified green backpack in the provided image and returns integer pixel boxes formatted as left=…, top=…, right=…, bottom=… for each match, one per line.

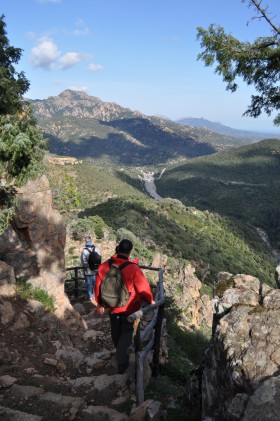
left=100, top=259, right=135, bottom=308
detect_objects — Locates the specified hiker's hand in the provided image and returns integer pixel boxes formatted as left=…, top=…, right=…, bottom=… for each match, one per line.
left=96, top=305, right=105, bottom=315
left=151, top=300, right=156, bottom=305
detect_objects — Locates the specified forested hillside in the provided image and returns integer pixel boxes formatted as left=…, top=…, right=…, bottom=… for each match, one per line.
left=156, top=139, right=280, bottom=250
left=45, top=158, right=276, bottom=286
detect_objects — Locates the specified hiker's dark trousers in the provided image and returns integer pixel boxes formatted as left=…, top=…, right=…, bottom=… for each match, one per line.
left=109, top=313, right=134, bottom=373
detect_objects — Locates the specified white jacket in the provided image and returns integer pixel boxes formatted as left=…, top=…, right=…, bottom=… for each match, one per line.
left=81, top=245, right=101, bottom=275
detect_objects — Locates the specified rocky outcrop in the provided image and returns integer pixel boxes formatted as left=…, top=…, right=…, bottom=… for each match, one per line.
left=201, top=273, right=280, bottom=421
left=0, top=175, right=66, bottom=305
left=165, top=262, right=213, bottom=330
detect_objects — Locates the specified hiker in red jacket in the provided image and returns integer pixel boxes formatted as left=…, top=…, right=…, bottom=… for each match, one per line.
left=95, top=239, right=155, bottom=374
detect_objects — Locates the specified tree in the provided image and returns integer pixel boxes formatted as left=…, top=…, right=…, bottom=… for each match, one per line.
left=197, top=0, right=280, bottom=125
left=0, top=14, right=30, bottom=115
left=0, top=15, right=45, bottom=233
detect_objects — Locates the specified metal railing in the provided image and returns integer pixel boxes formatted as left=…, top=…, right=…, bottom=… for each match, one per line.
left=65, top=266, right=85, bottom=297
left=65, top=265, right=165, bottom=406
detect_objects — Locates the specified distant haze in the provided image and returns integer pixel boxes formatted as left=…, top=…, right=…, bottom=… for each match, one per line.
left=176, top=117, right=280, bottom=140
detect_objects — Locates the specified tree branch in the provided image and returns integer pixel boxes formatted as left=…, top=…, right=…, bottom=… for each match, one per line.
left=250, top=0, right=280, bottom=35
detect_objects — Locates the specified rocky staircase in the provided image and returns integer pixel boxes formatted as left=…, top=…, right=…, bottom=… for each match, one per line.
left=0, top=296, right=161, bottom=420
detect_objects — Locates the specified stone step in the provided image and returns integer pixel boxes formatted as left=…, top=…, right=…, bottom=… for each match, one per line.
left=0, top=405, right=43, bottom=420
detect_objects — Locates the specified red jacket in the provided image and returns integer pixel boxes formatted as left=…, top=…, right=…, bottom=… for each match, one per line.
left=95, top=255, right=153, bottom=314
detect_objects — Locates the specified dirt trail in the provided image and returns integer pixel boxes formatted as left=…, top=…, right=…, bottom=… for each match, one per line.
left=0, top=296, right=137, bottom=420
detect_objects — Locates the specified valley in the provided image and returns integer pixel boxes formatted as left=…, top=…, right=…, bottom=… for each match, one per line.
left=36, top=90, right=279, bottom=287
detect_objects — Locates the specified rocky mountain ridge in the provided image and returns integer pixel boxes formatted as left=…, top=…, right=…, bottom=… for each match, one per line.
left=30, top=90, right=142, bottom=122
left=29, top=90, right=255, bottom=165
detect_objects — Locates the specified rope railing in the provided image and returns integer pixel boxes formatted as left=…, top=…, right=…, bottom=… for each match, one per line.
left=65, top=265, right=165, bottom=406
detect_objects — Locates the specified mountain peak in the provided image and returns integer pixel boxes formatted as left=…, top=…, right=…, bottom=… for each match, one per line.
left=57, top=89, right=100, bottom=102
left=31, top=90, right=141, bottom=122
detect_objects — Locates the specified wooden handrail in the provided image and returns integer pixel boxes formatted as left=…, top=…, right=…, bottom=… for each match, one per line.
left=127, top=267, right=165, bottom=405
left=65, top=264, right=165, bottom=406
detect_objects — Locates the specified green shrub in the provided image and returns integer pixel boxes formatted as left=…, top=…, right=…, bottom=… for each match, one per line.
left=71, top=215, right=110, bottom=240
left=15, top=280, right=55, bottom=312
left=215, top=277, right=234, bottom=298
left=199, top=283, right=213, bottom=298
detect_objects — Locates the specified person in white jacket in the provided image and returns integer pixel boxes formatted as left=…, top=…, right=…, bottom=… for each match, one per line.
left=81, top=236, right=101, bottom=305
left=275, top=258, right=280, bottom=289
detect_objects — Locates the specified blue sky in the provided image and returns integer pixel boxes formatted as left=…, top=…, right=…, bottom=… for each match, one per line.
left=2, top=0, right=280, bottom=132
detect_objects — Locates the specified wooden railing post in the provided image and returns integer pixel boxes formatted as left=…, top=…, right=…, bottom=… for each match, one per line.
left=152, top=303, right=164, bottom=377
left=136, top=352, right=144, bottom=406
left=74, top=267, right=79, bottom=297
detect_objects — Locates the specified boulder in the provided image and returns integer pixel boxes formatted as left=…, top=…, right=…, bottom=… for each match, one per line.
left=201, top=275, right=280, bottom=420
left=0, top=175, right=66, bottom=300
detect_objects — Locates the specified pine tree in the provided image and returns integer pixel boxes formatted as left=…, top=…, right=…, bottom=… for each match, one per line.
left=197, top=0, right=280, bottom=125
left=0, top=15, right=45, bottom=232
left=0, top=14, right=30, bottom=115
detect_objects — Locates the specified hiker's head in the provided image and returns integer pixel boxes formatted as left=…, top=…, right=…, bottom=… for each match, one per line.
left=85, top=235, right=93, bottom=247
left=85, top=235, right=92, bottom=243
left=118, top=239, right=133, bottom=256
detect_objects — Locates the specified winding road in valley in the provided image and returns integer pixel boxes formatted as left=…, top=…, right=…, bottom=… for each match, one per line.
left=139, top=169, right=165, bottom=201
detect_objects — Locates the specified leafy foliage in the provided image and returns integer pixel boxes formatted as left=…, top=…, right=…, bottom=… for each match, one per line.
left=0, top=111, right=44, bottom=185
left=48, top=165, right=81, bottom=215
left=71, top=215, right=110, bottom=240
left=0, top=15, right=45, bottom=233
left=0, top=14, right=30, bottom=115
left=197, top=1, right=280, bottom=124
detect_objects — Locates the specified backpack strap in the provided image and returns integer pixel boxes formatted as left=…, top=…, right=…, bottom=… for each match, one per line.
left=119, top=261, right=135, bottom=271
left=108, top=259, right=136, bottom=271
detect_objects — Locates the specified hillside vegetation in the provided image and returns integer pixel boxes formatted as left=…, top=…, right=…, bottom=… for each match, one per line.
left=45, top=158, right=275, bottom=286
left=156, top=139, right=280, bottom=250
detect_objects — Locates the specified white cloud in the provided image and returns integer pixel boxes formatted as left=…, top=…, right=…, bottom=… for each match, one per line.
left=73, top=19, right=91, bottom=36
left=30, top=37, right=60, bottom=70
left=88, top=63, right=103, bottom=72
left=59, top=52, right=88, bottom=70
